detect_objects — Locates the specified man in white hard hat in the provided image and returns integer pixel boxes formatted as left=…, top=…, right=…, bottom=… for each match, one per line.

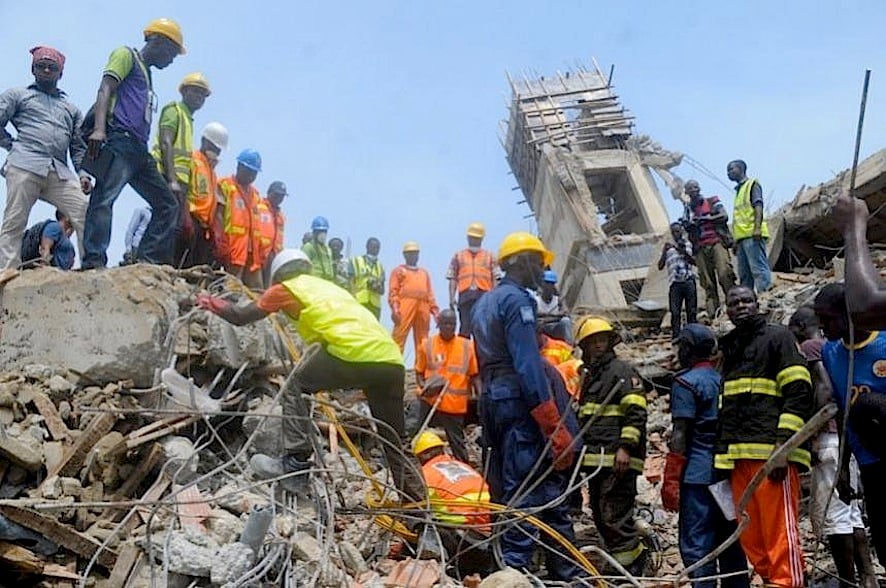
left=180, top=122, right=227, bottom=267
left=195, top=249, right=424, bottom=500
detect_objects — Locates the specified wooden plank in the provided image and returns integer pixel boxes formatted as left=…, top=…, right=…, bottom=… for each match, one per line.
left=0, top=505, right=117, bottom=569
left=50, top=412, right=115, bottom=478
left=135, top=474, right=172, bottom=525
left=107, top=543, right=141, bottom=588
left=30, top=392, right=70, bottom=441
left=112, top=443, right=164, bottom=501
left=0, top=540, right=43, bottom=573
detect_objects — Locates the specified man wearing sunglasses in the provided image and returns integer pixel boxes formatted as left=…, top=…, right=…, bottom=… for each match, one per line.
left=80, top=18, right=186, bottom=269
left=0, top=46, right=91, bottom=271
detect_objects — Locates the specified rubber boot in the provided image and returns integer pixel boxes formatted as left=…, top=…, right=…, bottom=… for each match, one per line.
left=625, top=546, right=649, bottom=579
left=851, top=528, right=878, bottom=588
left=249, top=453, right=311, bottom=495
left=827, top=534, right=857, bottom=587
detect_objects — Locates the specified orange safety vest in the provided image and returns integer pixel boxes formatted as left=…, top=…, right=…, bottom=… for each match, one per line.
left=188, top=150, right=217, bottom=226
left=422, top=454, right=491, bottom=531
left=270, top=208, right=285, bottom=253
left=541, top=335, right=582, bottom=398
left=218, top=176, right=267, bottom=271
left=418, top=334, right=477, bottom=415
left=455, top=249, right=494, bottom=294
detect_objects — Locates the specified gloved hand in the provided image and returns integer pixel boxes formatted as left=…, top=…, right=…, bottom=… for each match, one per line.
left=530, top=399, right=575, bottom=471
left=661, top=452, right=686, bottom=512
left=195, top=293, right=230, bottom=314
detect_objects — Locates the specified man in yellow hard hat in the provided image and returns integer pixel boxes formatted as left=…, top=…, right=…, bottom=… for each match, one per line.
left=470, top=231, right=582, bottom=580
left=82, top=18, right=185, bottom=269
left=152, top=72, right=211, bottom=265
left=447, top=222, right=496, bottom=337
left=575, top=315, right=649, bottom=575
left=389, top=241, right=439, bottom=354
left=194, top=248, right=423, bottom=501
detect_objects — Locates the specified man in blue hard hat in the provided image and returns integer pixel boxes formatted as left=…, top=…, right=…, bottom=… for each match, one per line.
left=302, top=216, right=335, bottom=282
left=81, top=18, right=186, bottom=269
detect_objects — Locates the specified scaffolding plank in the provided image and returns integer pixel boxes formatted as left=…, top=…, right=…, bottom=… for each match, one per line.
left=51, top=412, right=116, bottom=478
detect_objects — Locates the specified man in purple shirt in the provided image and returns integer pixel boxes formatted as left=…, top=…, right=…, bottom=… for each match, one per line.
left=81, top=18, right=185, bottom=269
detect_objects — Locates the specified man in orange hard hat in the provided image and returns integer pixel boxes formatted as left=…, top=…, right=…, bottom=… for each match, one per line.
left=389, top=241, right=439, bottom=355
left=447, top=222, right=496, bottom=337
left=82, top=18, right=185, bottom=269
left=414, top=308, right=479, bottom=463
left=152, top=72, right=211, bottom=266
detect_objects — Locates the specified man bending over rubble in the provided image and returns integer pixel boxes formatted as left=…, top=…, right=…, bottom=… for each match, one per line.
left=195, top=248, right=424, bottom=501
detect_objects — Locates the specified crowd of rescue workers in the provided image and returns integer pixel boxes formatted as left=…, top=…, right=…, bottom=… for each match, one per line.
left=3, top=18, right=886, bottom=587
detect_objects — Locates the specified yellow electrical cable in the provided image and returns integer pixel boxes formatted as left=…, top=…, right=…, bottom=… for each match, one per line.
left=226, top=279, right=601, bottom=580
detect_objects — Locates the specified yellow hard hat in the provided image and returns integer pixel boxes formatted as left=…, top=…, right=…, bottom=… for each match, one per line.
left=413, top=431, right=446, bottom=456
left=144, top=18, right=186, bottom=54
left=179, top=72, right=211, bottom=96
left=576, top=316, right=616, bottom=344
left=498, top=231, right=554, bottom=266
left=467, top=222, right=486, bottom=238
left=403, top=241, right=420, bottom=253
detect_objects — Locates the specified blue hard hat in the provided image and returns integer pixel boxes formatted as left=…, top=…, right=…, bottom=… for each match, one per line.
left=311, top=216, right=330, bottom=231
left=677, top=323, right=718, bottom=357
left=236, top=148, right=262, bottom=172
left=543, top=270, right=558, bottom=283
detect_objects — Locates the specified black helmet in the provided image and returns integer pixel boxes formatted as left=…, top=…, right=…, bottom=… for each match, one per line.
left=677, top=323, right=717, bottom=368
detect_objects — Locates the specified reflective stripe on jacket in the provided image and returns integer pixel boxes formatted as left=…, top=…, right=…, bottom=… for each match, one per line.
left=352, top=255, right=385, bottom=309
left=422, top=454, right=491, bottom=531
left=218, top=176, right=265, bottom=270
left=732, top=178, right=769, bottom=240
left=188, top=150, right=217, bottom=226
left=151, top=101, right=193, bottom=185
left=418, top=334, right=476, bottom=414
left=455, top=248, right=494, bottom=294
left=279, top=274, right=403, bottom=365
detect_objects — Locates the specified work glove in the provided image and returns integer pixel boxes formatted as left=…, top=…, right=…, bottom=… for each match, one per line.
left=195, top=293, right=230, bottom=315
left=660, top=452, right=686, bottom=512
left=530, top=399, right=575, bottom=471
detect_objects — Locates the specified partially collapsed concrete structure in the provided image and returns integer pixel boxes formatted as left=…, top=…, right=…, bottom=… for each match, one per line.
left=502, top=64, right=684, bottom=309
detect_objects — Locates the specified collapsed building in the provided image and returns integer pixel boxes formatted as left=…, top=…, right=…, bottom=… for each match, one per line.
left=502, top=63, right=685, bottom=312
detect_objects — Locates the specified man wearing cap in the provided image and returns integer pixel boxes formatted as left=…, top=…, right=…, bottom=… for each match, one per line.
left=389, top=241, right=439, bottom=355
left=261, top=181, right=287, bottom=284
left=0, top=46, right=91, bottom=270
left=216, top=149, right=270, bottom=288
left=447, top=223, right=496, bottom=337
left=152, top=72, right=211, bottom=265
left=81, top=18, right=185, bottom=269
left=183, top=122, right=227, bottom=267
left=195, top=248, right=424, bottom=502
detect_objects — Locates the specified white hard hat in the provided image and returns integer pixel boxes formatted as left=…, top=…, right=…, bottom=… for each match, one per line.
left=270, top=249, right=312, bottom=282
left=201, top=122, right=229, bottom=151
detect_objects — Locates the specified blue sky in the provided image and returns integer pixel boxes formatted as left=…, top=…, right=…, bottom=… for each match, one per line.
left=3, top=1, right=886, bottom=357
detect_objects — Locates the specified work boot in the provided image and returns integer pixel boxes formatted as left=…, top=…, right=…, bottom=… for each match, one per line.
left=249, top=453, right=311, bottom=495
left=625, top=547, right=649, bottom=578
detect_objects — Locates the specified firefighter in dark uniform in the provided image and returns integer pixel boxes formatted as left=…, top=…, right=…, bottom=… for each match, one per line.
left=715, top=286, right=812, bottom=588
left=576, top=316, right=649, bottom=575
left=471, top=231, right=582, bottom=581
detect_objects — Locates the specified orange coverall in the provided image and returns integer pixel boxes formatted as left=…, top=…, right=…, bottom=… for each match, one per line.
left=388, top=264, right=439, bottom=353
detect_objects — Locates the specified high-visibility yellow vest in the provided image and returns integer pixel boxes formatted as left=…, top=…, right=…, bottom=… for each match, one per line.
left=151, top=102, right=194, bottom=185
left=280, top=274, right=403, bottom=366
left=351, top=255, right=384, bottom=309
left=302, top=242, right=335, bottom=282
left=732, top=178, right=768, bottom=240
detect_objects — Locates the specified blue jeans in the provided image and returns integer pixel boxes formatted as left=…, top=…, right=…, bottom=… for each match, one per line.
left=679, top=483, right=749, bottom=588
left=735, top=237, right=771, bottom=293
left=82, top=131, right=178, bottom=268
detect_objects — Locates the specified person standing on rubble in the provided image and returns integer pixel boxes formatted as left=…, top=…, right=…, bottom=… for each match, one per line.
left=180, top=122, right=227, bottom=268
left=575, top=316, right=649, bottom=576
left=715, top=285, right=812, bottom=588
left=658, top=221, right=697, bottom=339
left=413, top=308, right=479, bottom=463
left=195, top=248, right=424, bottom=501
left=815, top=283, right=886, bottom=565
left=447, top=223, right=496, bottom=337
left=471, top=231, right=582, bottom=581
left=661, top=323, right=749, bottom=588
left=81, top=19, right=185, bottom=269
left=534, top=270, right=573, bottom=343
left=682, top=179, right=736, bottom=320
left=302, top=216, right=335, bottom=282
left=216, top=149, right=271, bottom=288
left=151, top=72, right=211, bottom=265
left=0, top=46, right=91, bottom=271
left=349, top=237, right=385, bottom=319
left=727, top=160, right=772, bottom=293
left=789, top=306, right=877, bottom=588
left=389, top=241, right=439, bottom=354
left=261, top=181, right=287, bottom=283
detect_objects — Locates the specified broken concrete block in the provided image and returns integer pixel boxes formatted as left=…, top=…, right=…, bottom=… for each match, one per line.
left=0, top=434, right=43, bottom=471
left=0, top=266, right=181, bottom=387
left=241, top=395, right=283, bottom=456
left=210, top=542, right=255, bottom=585
left=48, top=375, right=73, bottom=395
left=41, top=475, right=63, bottom=499
left=206, top=508, right=243, bottom=545
left=292, top=532, right=322, bottom=562
left=60, top=477, right=82, bottom=498
left=339, top=540, right=369, bottom=574
left=478, top=568, right=533, bottom=588
left=160, top=436, right=198, bottom=482
left=155, top=531, right=216, bottom=577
